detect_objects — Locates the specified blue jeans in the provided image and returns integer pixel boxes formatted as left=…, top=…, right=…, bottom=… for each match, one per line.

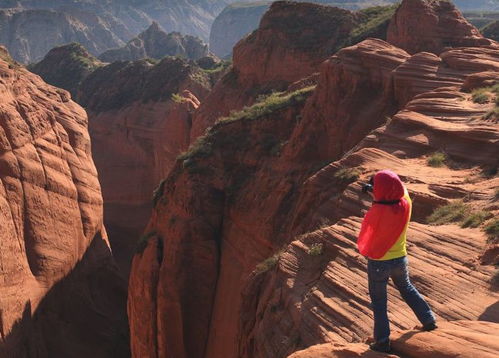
left=368, top=256, right=435, bottom=342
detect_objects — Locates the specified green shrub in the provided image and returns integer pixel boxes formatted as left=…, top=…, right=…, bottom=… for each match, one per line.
left=427, top=152, right=447, bottom=167
left=494, top=187, right=499, bottom=199
left=428, top=201, right=494, bottom=230
left=177, top=135, right=213, bottom=162
left=485, top=219, right=499, bottom=243
left=201, top=60, right=231, bottom=74
left=171, top=93, right=187, bottom=104
left=307, top=243, right=324, bottom=256
left=255, top=251, right=283, bottom=274
left=472, top=88, right=491, bottom=104
left=348, top=5, right=398, bottom=44
left=152, top=179, right=166, bottom=207
left=461, top=211, right=493, bottom=228
left=427, top=201, right=468, bottom=225
left=334, top=167, right=361, bottom=182
left=217, top=86, right=315, bottom=125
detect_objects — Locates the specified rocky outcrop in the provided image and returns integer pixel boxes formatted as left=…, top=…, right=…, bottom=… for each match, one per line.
left=0, top=0, right=233, bottom=63
left=387, top=0, right=494, bottom=55
left=77, top=57, right=210, bottom=276
left=99, top=22, right=209, bottom=63
left=288, top=321, right=499, bottom=357
left=191, top=0, right=398, bottom=140
left=209, top=0, right=499, bottom=63
left=29, top=43, right=102, bottom=99
left=0, top=47, right=128, bottom=357
left=209, top=1, right=271, bottom=58
left=237, top=44, right=499, bottom=357
left=128, top=3, right=499, bottom=356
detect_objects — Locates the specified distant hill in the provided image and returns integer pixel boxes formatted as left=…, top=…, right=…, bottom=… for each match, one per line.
left=0, top=0, right=232, bottom=63
left=99, top=22, right=210, bottom=63
left=210, top=0, right=499, bottom=58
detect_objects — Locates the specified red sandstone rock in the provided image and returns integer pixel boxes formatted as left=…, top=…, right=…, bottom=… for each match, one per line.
left=288, top=321, right=499, bottom=358
left=0, top=48, right=128, bottom=357
left=387, top=0, right=493, bottom=55
left=191, top=1, right=367, bottom=140
left=127, top=6, right=499, bottom=358
left=79, top=58, right=209, bottom=276
left=286, top=38, right=410, bottom=164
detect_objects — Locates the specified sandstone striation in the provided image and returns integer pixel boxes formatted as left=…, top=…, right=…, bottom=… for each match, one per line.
left=0, top=47, right=128, bottom=357
left=128, top=1, right=499, bottom=358
left=387, top=0, right=494, bottom=55
left=99, top=22, right=210, bottom=63
left=191, top=0, right=398, bottom=140
left=288, top=321, right=499, bottom=358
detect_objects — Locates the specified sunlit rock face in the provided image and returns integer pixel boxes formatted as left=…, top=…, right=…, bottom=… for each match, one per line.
left=0, top=47, right=129, bottom=358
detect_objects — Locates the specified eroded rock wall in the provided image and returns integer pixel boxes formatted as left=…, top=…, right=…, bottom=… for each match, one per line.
left=0, top=48, right=128, bottom=357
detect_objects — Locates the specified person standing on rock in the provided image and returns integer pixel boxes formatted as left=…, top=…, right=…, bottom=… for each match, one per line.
left=357, top=170, right=437, bottom=353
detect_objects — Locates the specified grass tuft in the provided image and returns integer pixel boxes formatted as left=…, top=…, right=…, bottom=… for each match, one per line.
left=171, top=93, right=187, bottom=104
left=334, top=167, right=361, bottom=182
left=427, top=152, right=447, bottom=167
left=427, top=201, right=468, bottom=225
left=461, top=211, right=493, bottom=228
left=177, top=136, right=213, bottom=162
left=152, top=179, right=166, bottom=207
left=217, top=86, right=315, bottom=125
left=427, top=201, right=494, bottom=232
left=307, top=243, right=324, bottom=256
left=255, top=250, right=283, bottom=274
left=472, top=88, right=491, bottom=104
left=485, top=219, right=499, bottom=244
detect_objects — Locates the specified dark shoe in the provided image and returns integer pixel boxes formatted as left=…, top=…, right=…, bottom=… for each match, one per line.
left=422, top=322, right=438, bottom=331
left=369, top=340, right=391, bottom=353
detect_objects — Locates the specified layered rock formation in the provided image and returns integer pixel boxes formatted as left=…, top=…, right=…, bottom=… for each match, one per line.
left=209, top=0, right=499, bottom=61
left=99, top=22, right=209, bottom=63
left=29, top=43, right=102, bottom=99
left=387, top=0, right=494, bottom=54
left=0, top=0, right=233, bottom=63
left=128, top=1, right=499, bottom=357
left=192, top=0, right=398, bottom=139
left=77, top=57, right=211, bottom=276
left=0, top=47, right=128, bottom=357
left=289, top=321, right=499, bottom=357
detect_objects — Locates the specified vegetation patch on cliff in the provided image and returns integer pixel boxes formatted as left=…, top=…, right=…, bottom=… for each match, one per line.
left=178, top=86, right=315, bottom=167
left=255, top=250, right=283, bottom=274
left=427, top=200, right=492, bottom=229
left=485, top=219, right=499, bottom=243
left=348, top=4, right=399, bottom=45
left=333, top=167, right=361, bottom=183
left=29, top=43, right=102, bottom=98
left=217, top=85, right=315, bottom=125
